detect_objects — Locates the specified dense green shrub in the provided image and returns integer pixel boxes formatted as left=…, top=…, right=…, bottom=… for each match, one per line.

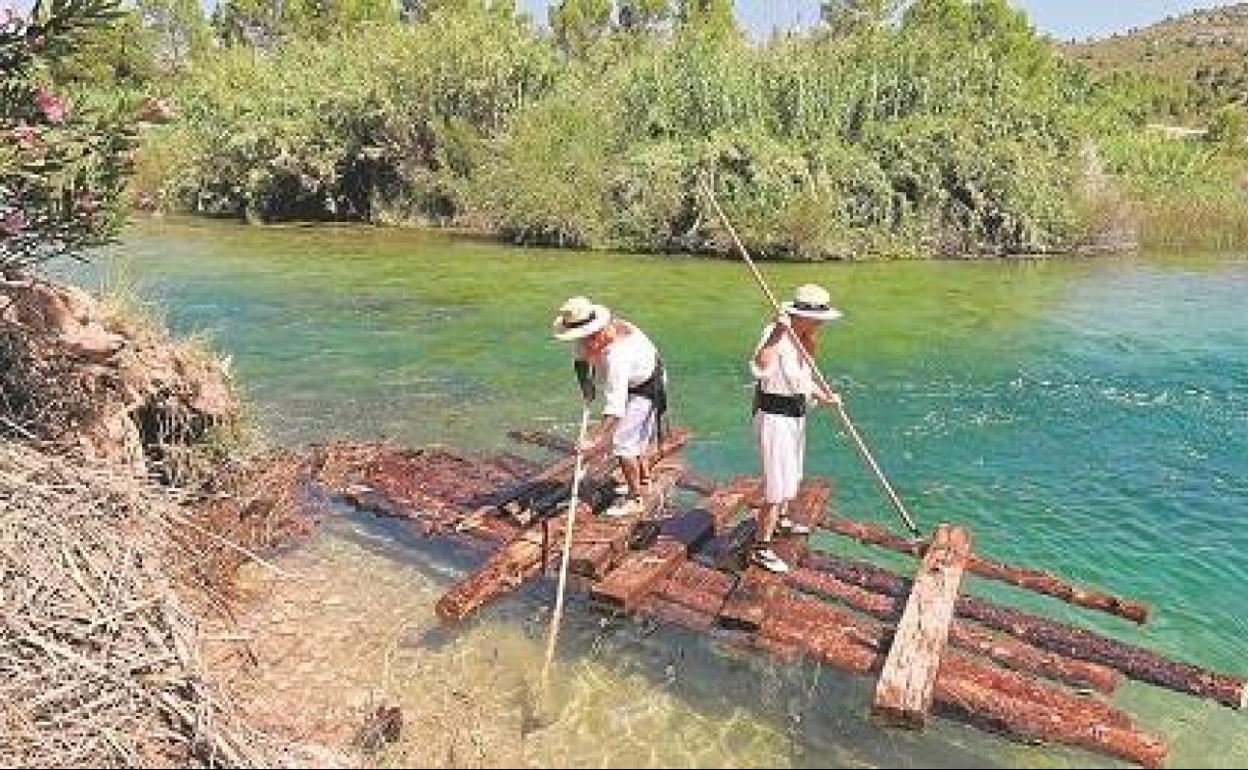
left=126, top=0, right=1243, bottom=258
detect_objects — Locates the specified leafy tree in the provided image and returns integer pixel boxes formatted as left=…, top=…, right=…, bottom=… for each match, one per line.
left=550, top=0, right=611, bottom=56
left=1207, top=103, right=1247, bottom=150
left=137, top=0, right=210, bottom=71
left=2, top=0, right=149, bottom=272
left=618, top=0, right=669, bottom=35
left=214, top=0, right=397, bottom=46
left=821, top=0, right=906, bottom=36
left=676, top=0, right=736, bottom=40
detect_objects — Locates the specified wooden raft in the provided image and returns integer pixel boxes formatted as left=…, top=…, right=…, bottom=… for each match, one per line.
left=316, top=427, right=1248, bottom=769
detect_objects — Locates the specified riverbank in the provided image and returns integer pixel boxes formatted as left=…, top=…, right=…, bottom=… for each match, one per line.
left=128, top=2, right=1248, bottom=261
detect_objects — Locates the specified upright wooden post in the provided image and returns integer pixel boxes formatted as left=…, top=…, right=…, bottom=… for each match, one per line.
left=872, top=523, right=972, bottom=728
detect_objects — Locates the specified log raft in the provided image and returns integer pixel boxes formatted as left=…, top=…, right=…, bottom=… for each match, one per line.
left=317, top=426, right=1247, bottom=767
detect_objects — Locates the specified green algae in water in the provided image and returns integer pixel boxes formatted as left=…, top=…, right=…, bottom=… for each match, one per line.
left=80, top=216, right=1248, bottom=767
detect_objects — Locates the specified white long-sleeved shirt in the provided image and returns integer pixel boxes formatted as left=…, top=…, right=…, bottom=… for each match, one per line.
left=577, top=323, right=659, bottom=418
left=750, top=323, right=815, bottom=398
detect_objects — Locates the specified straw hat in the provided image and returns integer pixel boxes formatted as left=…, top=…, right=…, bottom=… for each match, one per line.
left=782, top=283, right=842, bottom=322
left=552, top=296, right=612, bottom=341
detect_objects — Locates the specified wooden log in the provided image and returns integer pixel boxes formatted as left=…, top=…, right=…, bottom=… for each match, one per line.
left=790, top=558, right=1121, bottom=694
left=639, top=572, right=1163, bottom=767
left=762, top=593, right=1166, bottom=768
left=591, top=540, right=687, bottom=610
left=569, top=459, right=685, bottom=579
left=591, top=503, right=723, bottom=609
left=717, top=481, right=829, bottom=631
left=804, top=551, right=1247, bottom=709
left=635, top=595, right=716, bottom=632
left=872, top=524, right=971, bottom=729
left=822, top=514, right=1150, bottom=624
left=655, top=562, right=736, bottom=616
left=435, top=514, right=570, bottom=622
left=934, top=676, right=1167, bottom=769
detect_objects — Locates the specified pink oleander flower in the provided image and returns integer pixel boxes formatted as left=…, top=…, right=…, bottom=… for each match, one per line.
left=34, top=86, right=67, bottom=124
left=1, top=209, right=27, bottom=236
left=12, top=122, right=39, bottom=150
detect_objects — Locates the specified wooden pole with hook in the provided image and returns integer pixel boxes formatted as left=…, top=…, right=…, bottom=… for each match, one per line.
left=697, top=179, right=921, bottom=536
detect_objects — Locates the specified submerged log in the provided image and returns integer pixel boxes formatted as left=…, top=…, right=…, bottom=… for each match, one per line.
left=804, top=551, right=1246, bottom=709
left=435, top=514, right=569, bottom=622
left=872, top=524, right=971, bottom=729
left=821, top=514, right=1150, bottom=624
left=933, top=677, right=1167, bottom=769
left=787, top=567, right=1120, bottom=694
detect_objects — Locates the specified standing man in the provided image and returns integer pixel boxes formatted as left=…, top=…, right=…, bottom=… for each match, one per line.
left=553, top=296, right=666, bottom=517
left=749, top=283, right=842, bottom=573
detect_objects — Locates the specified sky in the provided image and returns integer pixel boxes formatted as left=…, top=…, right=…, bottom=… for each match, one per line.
left=4, top=0, right=1240, bottom=42
left=516, top=1, right=1238, bottom=41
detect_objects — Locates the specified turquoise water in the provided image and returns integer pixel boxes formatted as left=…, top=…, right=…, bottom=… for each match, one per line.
left=92, top=216, right=1247, bottom=766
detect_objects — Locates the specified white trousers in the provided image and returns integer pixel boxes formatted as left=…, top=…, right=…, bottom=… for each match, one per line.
left=754, top=411, right=806, bottom=504
left=614, top=395, right=656, bottom=458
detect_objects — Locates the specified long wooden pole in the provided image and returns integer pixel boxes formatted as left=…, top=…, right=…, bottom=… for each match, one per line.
left=698, top=179, right=920, bottom=536
left=539, top=403, right=593, bottom=691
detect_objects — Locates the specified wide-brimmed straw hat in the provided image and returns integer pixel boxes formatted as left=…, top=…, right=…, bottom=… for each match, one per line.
left=552, top=296, right=612, bottom=341
left=782, top=283, right=842, bottom=322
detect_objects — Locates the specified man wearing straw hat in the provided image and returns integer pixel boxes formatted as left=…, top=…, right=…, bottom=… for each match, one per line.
left=749, top=283, right=842, bottom=573
left=553, top=296, right=667, bottom=518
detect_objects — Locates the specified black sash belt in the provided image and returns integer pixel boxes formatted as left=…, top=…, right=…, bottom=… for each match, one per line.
left=628, top=358, right=667, bottom=417
left=754, top=387, right=806, bottom=418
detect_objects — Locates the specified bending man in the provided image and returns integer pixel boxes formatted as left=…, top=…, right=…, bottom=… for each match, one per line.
left=749, top=283, right=842, bottom=573
left=553, top=296, right=666, bottom=517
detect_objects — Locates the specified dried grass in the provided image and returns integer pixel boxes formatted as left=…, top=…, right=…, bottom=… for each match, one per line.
left=0, top=442, right=319, bottom=767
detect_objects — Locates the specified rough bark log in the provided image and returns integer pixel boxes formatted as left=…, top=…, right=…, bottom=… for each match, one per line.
left=718, top=481, right=829, bottom=631
left=591, top=500, right=725, bottom=609
left=822, top=514, right=1150, bottom=624
left=569, top=460, right=685, bottom=579
left=804, top=550, right=1246, bottom=709
left=872, top=524, right=971, bottom=728
left=764, top=593, right=1165, bottom=768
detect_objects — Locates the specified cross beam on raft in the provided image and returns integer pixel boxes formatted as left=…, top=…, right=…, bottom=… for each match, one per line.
left=803, top=550, right=1247, bottom=709
left=822, top=514, right=1151, bottom=624
left=872, top=524, right=971, bottom=729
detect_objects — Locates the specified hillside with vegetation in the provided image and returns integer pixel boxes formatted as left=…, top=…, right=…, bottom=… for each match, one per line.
left=1064, top=3, right=1248, bottom=121
left=15, top=0, right=1248, bottom=258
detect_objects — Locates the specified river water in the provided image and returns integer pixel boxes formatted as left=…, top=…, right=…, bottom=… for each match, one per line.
left=91, top=216, right=1247, bottom=767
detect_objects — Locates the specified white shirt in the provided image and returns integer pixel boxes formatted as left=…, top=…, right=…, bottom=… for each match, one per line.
left=750, top=323, right=815, bottom=397
left=577, top=322, right=658, bottom=418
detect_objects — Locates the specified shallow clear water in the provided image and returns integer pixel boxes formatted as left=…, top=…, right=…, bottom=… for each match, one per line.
left=88, top=216, right=1248, bottom=766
